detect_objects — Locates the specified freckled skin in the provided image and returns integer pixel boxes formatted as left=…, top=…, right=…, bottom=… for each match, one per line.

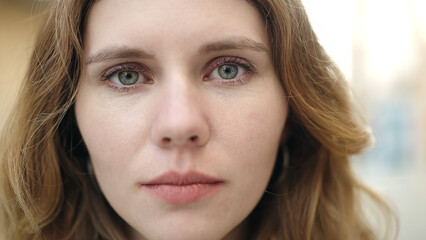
left=75, top=0, right=288, bottom=240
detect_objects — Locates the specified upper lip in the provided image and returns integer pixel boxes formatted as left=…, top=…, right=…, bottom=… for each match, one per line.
left=142, top=171, right=223, bottom=186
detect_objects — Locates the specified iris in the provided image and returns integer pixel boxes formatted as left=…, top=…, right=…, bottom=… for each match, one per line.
left=218, top=65, right=238, bottom=79
left=118, top=71, right=139, bottom=85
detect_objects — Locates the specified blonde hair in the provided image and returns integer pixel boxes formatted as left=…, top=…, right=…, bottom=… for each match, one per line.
left=0, top=0, right=397, bottom=239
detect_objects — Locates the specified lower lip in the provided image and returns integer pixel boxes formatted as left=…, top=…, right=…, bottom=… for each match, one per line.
left=141, top=182, right=224, bottom=204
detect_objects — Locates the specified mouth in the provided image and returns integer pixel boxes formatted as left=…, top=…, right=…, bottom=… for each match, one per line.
left=140, top=171, right=225, bottom=204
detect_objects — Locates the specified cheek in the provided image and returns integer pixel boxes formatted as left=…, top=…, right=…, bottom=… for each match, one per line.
left=242, top=110, right=284, bottom=177
left=75, top=106, right=121, bottom=159
left=215, top=92, right=287, bottom=193
left=74, top=90, right=156, bottom=204
left=74, top=87, right=151, bottom=167
left=221, top=87, right=286, bottom=156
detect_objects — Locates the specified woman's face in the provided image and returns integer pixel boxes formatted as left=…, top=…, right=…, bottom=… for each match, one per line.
left=75, top=0, right=287, bottom=239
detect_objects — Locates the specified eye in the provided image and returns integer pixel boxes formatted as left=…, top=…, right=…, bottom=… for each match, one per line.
left=101, top=63, right=153, bottom=92
left=112, top=71, right=141, bottom=85
left=204, top=56, right=255, bottom=87
left=209, top=64, right=245, bottom=80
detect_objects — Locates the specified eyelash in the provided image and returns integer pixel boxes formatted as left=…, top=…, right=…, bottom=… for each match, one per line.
left=100, top=63, right=152, bottom=92
left=204, top=56, right=255, bottom=87
left=100, top=56, right=256, bottom=92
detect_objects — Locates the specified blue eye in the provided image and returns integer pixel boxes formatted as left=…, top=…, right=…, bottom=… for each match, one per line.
left=114, top=71, right=140, bottom=85
left=218, top=65, right=238, bottom=79
left=102, top=63, right=150, bottom=87
left=209, top=64, right=244, bottom=80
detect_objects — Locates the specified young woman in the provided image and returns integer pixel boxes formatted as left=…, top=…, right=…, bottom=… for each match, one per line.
left=0, top=0, right=397, bottom=239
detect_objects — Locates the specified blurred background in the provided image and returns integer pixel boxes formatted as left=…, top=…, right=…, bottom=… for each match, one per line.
left=303, top=0, right=426, bottom=239
left=0, top=0, right=425, bottom=239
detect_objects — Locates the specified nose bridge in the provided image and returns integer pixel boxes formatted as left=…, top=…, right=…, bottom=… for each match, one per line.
left=151, top=72, right=209, bottom=148
left=166, top=77, right=196, bottom=117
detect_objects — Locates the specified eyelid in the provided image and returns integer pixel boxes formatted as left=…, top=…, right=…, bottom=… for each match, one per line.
left=101, top=62, right=149, bottom=81
left=99, top=57, right=256, bottom=92
left=204, top=56, right=256, bottom=74
left=204, top=56, right=256, bottom=86
left=100, top=62, right=153, bottom=92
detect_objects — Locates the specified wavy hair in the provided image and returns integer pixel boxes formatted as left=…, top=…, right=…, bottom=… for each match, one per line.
left=0, top=0, right=397, bottom=239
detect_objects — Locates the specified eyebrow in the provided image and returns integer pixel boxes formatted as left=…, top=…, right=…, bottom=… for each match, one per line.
left=86, top=37, right=268, bottom=65
left=199, top=37, right=269, bottom=55
left=86, top=47, right=154, bottom=65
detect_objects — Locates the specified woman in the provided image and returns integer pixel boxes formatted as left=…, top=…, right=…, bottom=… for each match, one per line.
left=0, top=0, right=397, bottom=239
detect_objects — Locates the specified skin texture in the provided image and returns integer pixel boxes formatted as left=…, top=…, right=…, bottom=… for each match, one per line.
left=75, top=0, right=288, bottom=239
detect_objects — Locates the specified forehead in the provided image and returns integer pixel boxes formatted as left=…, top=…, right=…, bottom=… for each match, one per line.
left=84, top=0, right=267, bottom=54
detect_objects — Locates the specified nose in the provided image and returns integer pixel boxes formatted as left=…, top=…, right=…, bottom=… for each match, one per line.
left=151, top=79, right=209, bottom=148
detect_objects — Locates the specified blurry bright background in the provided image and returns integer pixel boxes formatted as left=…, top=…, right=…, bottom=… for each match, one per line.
left=303, top=0, right=426, bottom=239
left=0, top=0, right=43, bottom=131
left=1, top=0, right=425, bottom=239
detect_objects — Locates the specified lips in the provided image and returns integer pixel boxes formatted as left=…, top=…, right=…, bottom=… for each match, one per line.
left=140, top=171, right=224, bottom=204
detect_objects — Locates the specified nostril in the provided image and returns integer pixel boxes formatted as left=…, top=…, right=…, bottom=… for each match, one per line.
left=162, top=137, right=171, bottom=144
left=159, top=136, right=200, bottom=146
